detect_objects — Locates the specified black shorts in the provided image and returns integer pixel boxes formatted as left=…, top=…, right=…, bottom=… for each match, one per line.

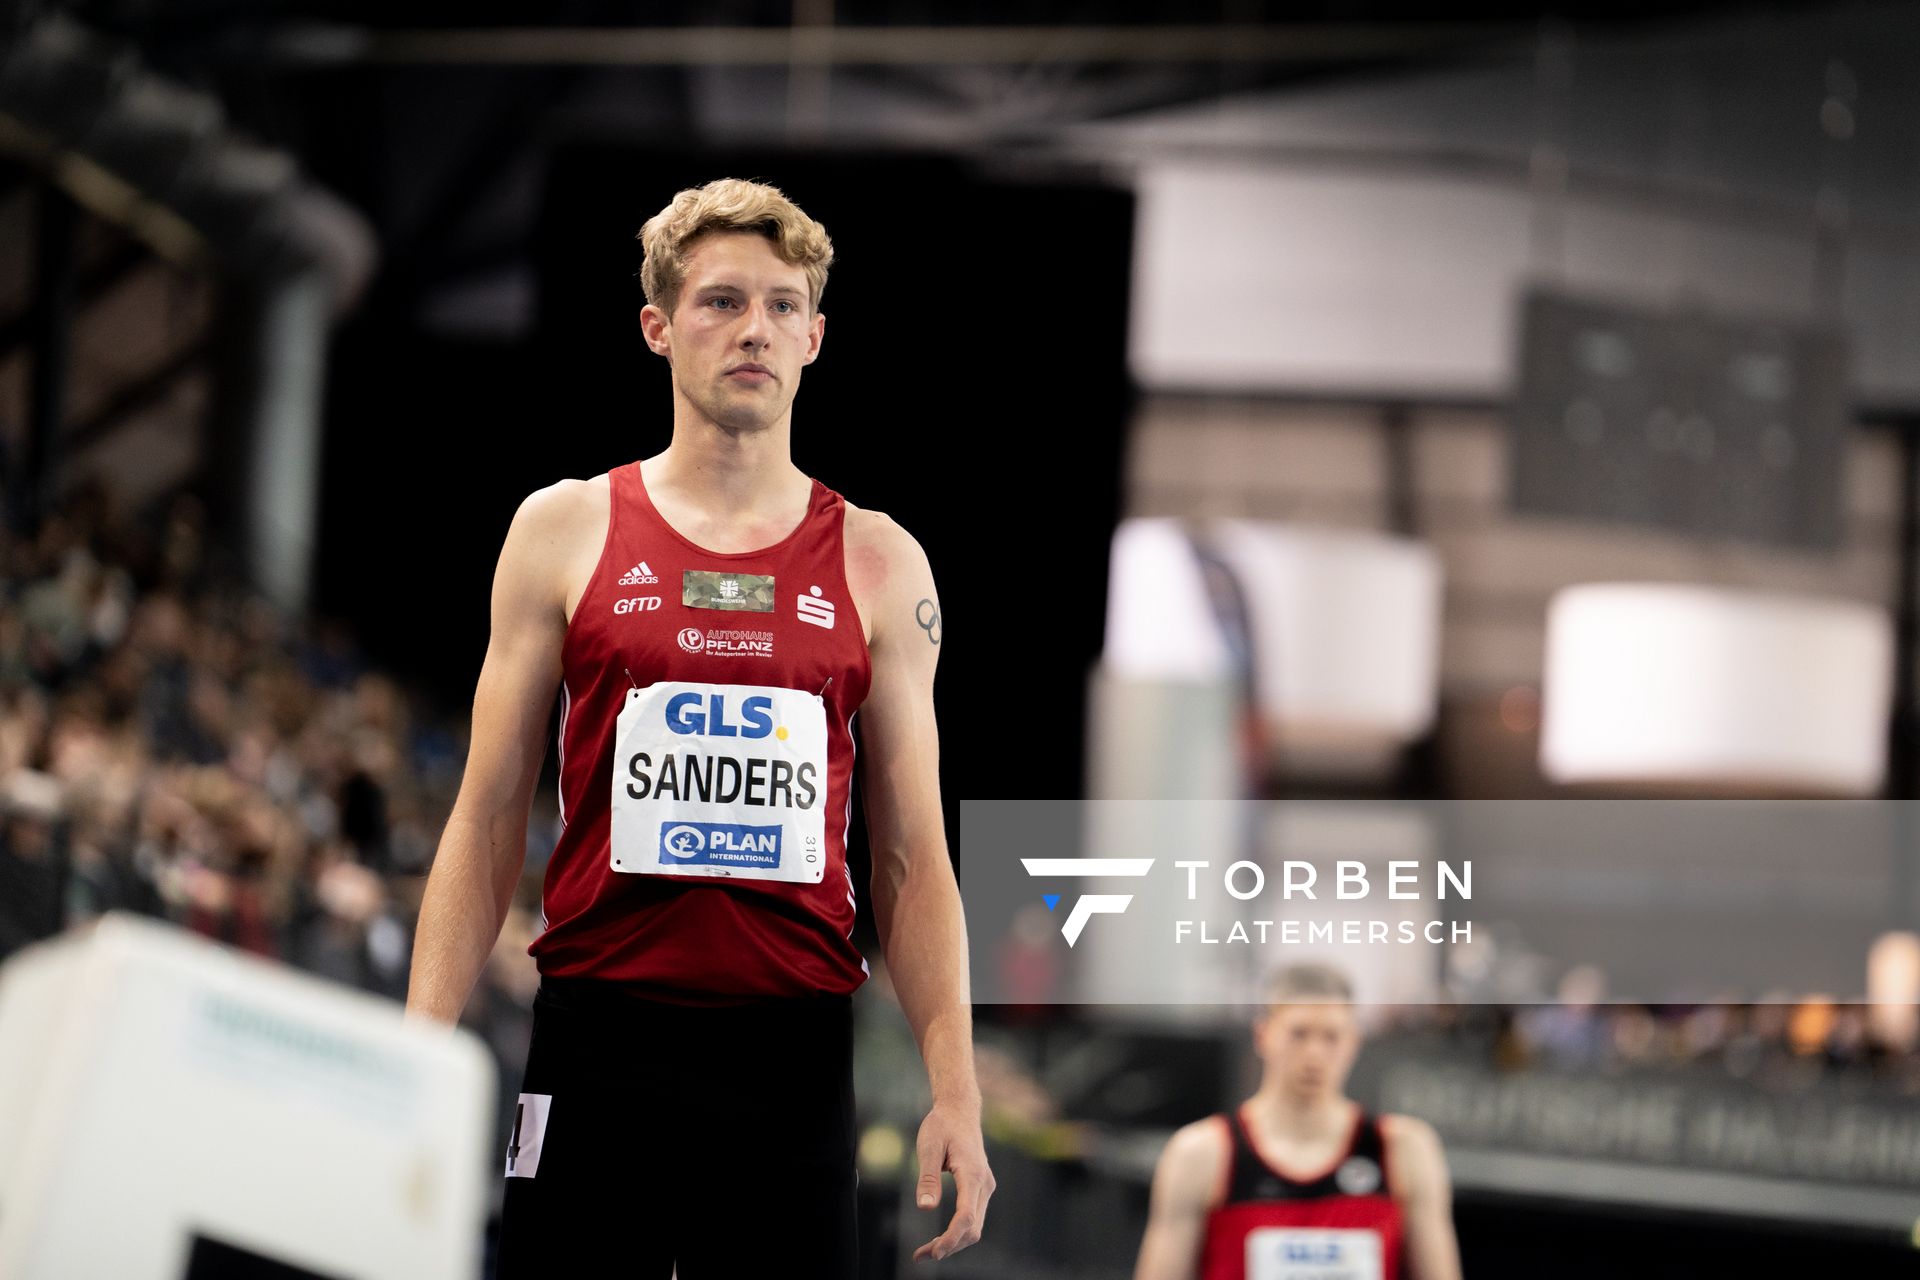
left=494, top=977, right=858, bottom=1280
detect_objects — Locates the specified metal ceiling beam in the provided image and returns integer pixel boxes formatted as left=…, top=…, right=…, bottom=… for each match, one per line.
left=267, top=22, right=1525, bottom=68
left=1041, top=135, right=1920, bottom=252
left=0, top=234, right=148, bottom=364
left=0, top=16, right=377, bottom=309
left=63, top=336, right=206, bottom=456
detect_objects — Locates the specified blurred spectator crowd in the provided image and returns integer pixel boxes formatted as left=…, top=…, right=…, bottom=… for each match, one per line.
left=1379, top=993, right=1920, bottom=1098
left=0, top=481, right=535, bottom=1009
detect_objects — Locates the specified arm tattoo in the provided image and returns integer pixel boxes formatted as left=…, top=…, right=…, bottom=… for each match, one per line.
left=915, top=598, right=941, bottom=645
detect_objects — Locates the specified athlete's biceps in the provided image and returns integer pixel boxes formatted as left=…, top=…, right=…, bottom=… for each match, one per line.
left=856, top=650, right=904, bottom=765
left=459, top=488, right=566, bottom=806
left=1131, top=1223, right=1184, bottom=1280
left=1394, top=1120, right=1449, bottom=1208
left=1135, top=1206, right=1203, bottom=1280
left=880, top=519, right=942, bottom=670
left=460, top=631, right=559, bottom=811
left=863, top=621, right=939, bottom=747
left=857, top=672, right=924, bottom=821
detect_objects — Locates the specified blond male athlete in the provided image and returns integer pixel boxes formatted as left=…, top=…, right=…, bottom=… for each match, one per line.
left=406, top=178, right=993, bottom=1277
left=1135, top=965, right=1461, bottom=1280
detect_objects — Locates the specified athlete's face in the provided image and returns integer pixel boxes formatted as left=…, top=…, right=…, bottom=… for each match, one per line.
left=642, top=231, right=824, bottom=434
left=1255, top=1003, right=1360, bottom=1100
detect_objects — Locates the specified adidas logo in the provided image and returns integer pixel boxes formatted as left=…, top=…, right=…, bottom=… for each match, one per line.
left=619, top=561, right=659, bottom=585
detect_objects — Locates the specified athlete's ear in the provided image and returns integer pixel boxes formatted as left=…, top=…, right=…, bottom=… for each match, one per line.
left=802, top=308, right=824, bottom=365
left=640, top=303, right=672, bottom=359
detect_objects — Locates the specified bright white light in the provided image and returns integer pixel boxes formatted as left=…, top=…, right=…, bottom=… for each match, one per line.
left=1539, top=583, right=1892, bottom=794
left=1103, top=518, right=1443, bottom=747
left=1103, top=517, right=1234, bottom=681
left=1211, top=521, right=1442, bottom=745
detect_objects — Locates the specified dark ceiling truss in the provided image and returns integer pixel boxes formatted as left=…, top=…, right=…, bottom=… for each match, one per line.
left=0, top=230, right=144, bottom=364
left=64, top=331, right=205, bottom=455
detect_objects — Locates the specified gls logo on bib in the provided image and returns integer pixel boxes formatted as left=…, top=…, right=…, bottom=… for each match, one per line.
left=1246, top=1228, right=1382, bottom=1280
left=610, top=681, right=828, bottom=883
left=663, top=691, right=778, bottom=739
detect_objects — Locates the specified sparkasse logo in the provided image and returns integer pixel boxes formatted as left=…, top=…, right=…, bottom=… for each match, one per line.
left=797, top=585, right=835, bottom=629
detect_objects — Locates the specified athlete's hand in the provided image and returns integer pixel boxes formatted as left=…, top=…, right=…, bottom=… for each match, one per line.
left=911, top=1100, right=995, bottom=1262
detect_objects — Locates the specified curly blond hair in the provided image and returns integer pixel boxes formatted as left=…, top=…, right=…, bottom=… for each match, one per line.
left=637, top=177, right=833, bottom=317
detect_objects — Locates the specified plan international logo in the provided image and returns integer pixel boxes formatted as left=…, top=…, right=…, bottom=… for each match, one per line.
left=1020, top=858, right=1155, bottom=946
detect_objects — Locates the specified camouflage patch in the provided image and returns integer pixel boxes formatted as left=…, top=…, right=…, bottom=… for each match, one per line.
left=682, top=570, right=776, bottom=612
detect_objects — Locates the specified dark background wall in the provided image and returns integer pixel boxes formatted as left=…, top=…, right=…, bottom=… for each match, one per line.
left=315, top=145, right=1135, bottom=939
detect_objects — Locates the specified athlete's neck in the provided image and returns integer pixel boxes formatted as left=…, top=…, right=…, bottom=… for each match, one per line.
left=646, top=430, right=808, bottom=518
left=1245, top=1088, right=1356, bottom=1144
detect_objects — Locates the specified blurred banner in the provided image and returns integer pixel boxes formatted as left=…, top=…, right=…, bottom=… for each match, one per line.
left=1354, top=1045, right=1920, bottom=1197
left=962, top=799, right=1920, bottom=1006
left=1510, top=288, right=1850, bottom=551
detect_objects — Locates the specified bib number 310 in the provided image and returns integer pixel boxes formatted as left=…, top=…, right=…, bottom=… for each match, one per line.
left=609, top=681, right=829, bottom=884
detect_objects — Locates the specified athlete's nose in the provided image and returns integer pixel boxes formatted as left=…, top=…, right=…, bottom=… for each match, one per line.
left=738, top=298, right=775, bottom=350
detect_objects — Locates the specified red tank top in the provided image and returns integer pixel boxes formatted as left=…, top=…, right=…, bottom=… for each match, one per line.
left=1200, top=1103, right=1407, bottom=1280
left=527, top=459, right=874, bottom=1003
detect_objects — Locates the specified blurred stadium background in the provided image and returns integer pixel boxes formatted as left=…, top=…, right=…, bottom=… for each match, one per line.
left=2, top=0, right=1919, bottom=1275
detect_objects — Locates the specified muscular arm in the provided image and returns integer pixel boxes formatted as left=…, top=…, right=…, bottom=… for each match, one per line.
left=405, top=483, right=574, bottom=1025
left=1134, top=1119, right=1228, bottom=1280
left=856, top=513, right=994, bottom=1261
left=1384, top=1115, right=1464, bottom=1280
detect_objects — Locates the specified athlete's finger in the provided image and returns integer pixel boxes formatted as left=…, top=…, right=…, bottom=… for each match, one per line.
left=915, top=1126, right=945, bottom=1210
left=954, top=1161, right=994, bottom=1239
left=912, top=1207, right=976, bottom=1264
left=910, top=1165, right=987, bottom=1262
left=916, top=1209, right=978, bottom=1261
left=941, top=1164, right=989, bottom=1252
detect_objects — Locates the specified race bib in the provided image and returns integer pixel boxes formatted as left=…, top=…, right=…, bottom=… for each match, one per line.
left=610, top=681, right=828, bottom=883
left=1246, top=1228, right=1382, bottom=1280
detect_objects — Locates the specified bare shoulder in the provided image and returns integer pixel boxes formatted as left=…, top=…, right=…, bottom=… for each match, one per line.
left=841, top=499, right=930, bottom=578
left=510, top=472, right=603, bottom=539
left=840, top=500, right=936, bottom=648
left=501, top=473, right=610, bottom=622
left=1380, top=1112, right=1442, bottom=1151
left=1379, top=1113, right=1448, bottom=1197
left=1165, top=1114, right=1231, bottom=1167
left=1156, top=1114, right=1231, bottom=1200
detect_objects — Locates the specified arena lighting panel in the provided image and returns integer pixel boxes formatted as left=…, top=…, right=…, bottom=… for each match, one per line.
left=1539, top=582, right=1892, bottom=795
left=0, top=913, right=494, bottom=1280
left=1208, top=520, right=1441, bottom=748
left=1102, top=517, right=1236, bottom=683
left=1102, top=517, right=1443, bottom=747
